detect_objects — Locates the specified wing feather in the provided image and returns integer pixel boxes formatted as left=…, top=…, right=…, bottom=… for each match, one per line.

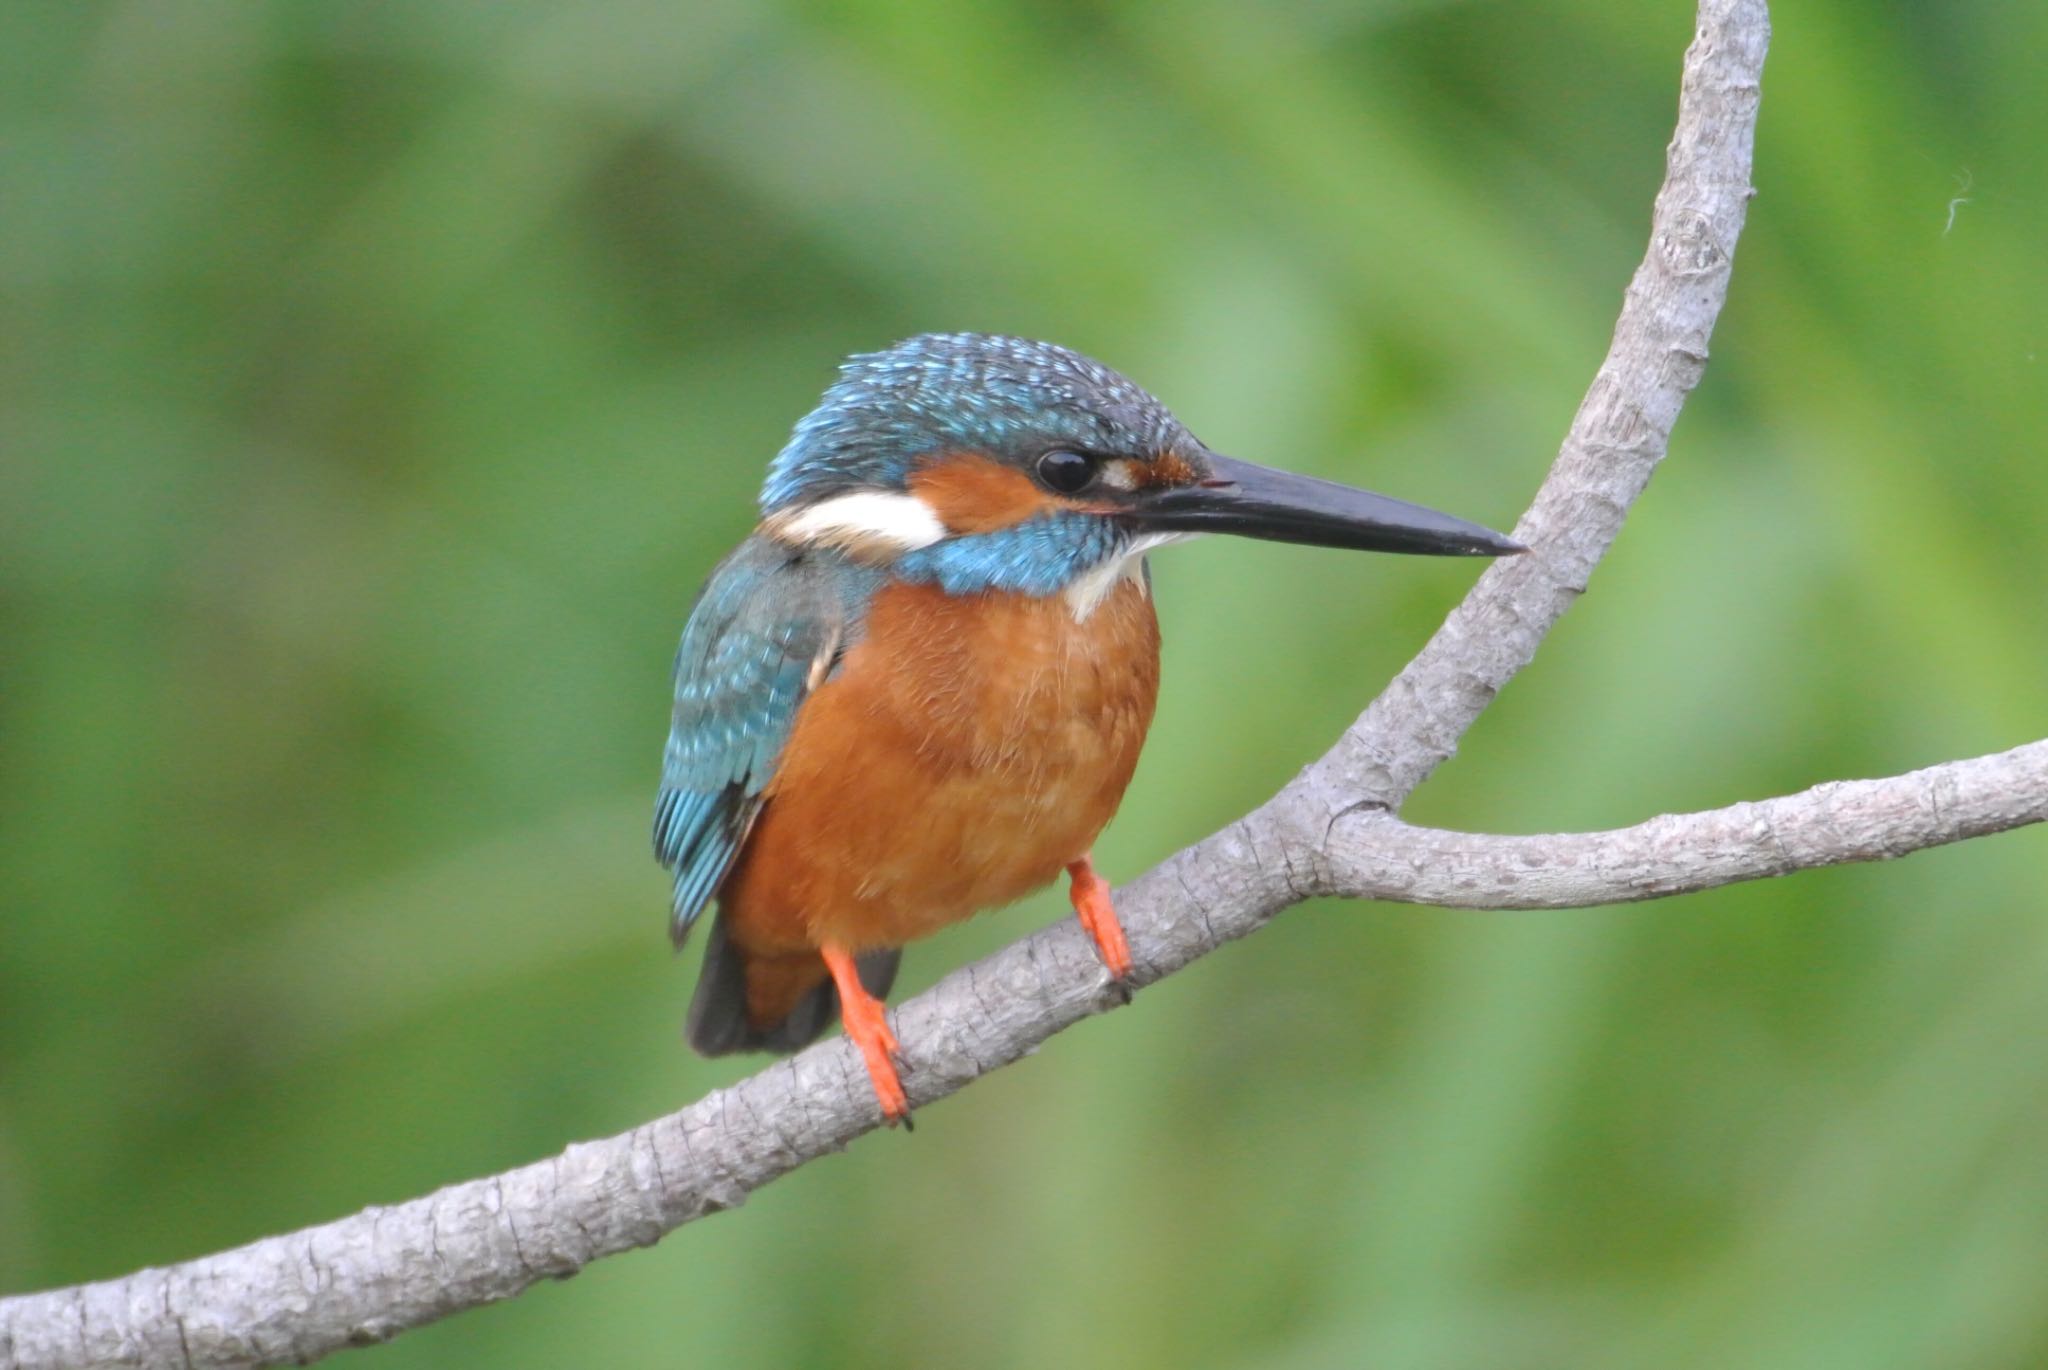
left=654, top=537, right=872, bottom=945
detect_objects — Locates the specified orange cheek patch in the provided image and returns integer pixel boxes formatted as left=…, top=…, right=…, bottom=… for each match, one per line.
left=909, top=453, right=1060, bottom=534
left=1140, top=451, right=1199, bottom=488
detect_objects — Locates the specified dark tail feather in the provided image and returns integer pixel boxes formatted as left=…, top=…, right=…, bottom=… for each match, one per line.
left=686, top=913, right=902, bottom=1057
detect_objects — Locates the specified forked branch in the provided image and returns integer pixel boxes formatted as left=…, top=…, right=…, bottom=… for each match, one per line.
left=12, top=7, right=2033, bottom=1370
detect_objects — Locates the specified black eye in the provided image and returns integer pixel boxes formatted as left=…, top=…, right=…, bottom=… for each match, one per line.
left=1036, top=449, right=1096, bottom=494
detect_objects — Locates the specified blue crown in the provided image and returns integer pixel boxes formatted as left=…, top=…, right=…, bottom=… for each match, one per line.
left=760, top=333, right=1191, bottom=513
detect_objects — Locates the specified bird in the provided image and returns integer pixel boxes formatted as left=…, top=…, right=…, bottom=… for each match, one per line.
left=654, top=332, right=1520, bottom=1125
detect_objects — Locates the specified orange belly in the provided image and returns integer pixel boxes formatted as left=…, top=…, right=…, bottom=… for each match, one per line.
left=718, top=575, right=1161, bottom=971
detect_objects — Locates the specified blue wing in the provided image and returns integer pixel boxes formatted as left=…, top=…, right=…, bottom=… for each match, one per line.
left=654, top=537, right=878, bottom=945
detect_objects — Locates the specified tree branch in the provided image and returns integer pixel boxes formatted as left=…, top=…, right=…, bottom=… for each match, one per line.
left=1325, top=740, right=2048, bottom=909
left=19, top=5, right=2028, bottom=1369
left=1303, top=2, right=1770, bottom=825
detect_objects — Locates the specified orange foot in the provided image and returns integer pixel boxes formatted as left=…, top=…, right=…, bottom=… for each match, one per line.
left=1066, top=853, right=1133, bottom=992
left=821, top=943, right=911, bottom=1128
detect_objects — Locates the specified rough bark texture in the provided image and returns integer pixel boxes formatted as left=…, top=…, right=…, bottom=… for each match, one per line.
left=11, top=5, right=2033, bottom=1369
left=1327, top=740, right=2048, bottom=908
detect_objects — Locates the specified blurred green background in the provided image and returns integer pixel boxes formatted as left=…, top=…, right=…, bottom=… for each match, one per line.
left=4, top=2, right=2046, bottom=1367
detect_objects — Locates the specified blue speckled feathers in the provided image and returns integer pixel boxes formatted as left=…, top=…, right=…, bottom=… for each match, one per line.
left=760, top=333, right=1194, bottom=513
left=654, top=538, right=882, bottom=943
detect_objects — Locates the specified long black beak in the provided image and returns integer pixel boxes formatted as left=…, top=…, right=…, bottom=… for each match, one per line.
left=1127, top=454, right=1524, bottom=557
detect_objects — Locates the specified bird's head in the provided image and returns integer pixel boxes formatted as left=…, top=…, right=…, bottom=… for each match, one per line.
left=759, top=333, right=1520, bottom=613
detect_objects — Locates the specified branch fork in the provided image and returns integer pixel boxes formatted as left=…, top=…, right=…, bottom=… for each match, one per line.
left=8, top=5, right=2040, bottom=1368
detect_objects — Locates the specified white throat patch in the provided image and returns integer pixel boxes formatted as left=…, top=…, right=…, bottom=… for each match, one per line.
left=1062, top=533, right=1188, bottom=620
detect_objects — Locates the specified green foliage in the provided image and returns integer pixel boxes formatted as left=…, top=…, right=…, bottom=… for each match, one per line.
left=4, top=3, right=2046, bottom=1366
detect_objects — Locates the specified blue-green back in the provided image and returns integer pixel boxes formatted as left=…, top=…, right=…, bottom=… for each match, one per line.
left=654, top=537, right=883, bottom=943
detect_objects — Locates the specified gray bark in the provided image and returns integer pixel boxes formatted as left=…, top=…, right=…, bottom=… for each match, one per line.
left=1326, top=740, right=2048, bottom=908
left=11, top=5, right=2031, bottom=1369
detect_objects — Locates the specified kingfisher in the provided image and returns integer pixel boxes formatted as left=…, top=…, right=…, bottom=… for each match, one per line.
left=655, top=333, right=1520, bottom=1125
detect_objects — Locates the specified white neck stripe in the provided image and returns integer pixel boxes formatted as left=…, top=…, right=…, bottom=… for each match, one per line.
left=768, top=490, right=948, bottom=554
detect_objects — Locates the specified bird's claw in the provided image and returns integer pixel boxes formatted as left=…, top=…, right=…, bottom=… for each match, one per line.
left=822, top=944, right=914, bottom=1128
left=1067, top=853, right=1135, bottom=988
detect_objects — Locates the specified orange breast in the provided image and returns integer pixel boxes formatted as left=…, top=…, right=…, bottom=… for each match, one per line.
left=719, top=575, right=1161, bottom=957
